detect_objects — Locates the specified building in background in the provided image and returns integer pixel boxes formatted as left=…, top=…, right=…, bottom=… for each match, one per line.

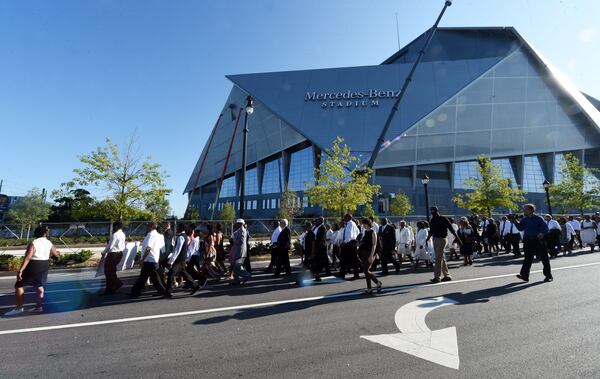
left=184, top=27, right=600, bottom=218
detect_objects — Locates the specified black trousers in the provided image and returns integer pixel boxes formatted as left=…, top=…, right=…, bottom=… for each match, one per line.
left=186, top=255, right=201, bottom=279
left=103, top=251, right=123, bottom=292
left=131, top=262, right=166, bottom=296
left=339, top=241, right=360, bottom=277
left=506, top=234, right=521, bottom=256
left=520, top=237, right=552, bottom=279
left=266, top=246, right=278, bottom=271
left=274, top=246, right=291, bottom=276
left=546, top=230, right=561, bottom=257
left=311, top=247, right=331, bottom=276
left=243, top=256, right=252, bottom=273
left=380, top=247, right=400, bottom=274
left=166, top=261, right=196, bottom=292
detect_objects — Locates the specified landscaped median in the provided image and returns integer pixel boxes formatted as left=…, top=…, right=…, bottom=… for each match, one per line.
left=0, top=249, right=98, bottom=272
left=0, top=238, right=300, bottom=272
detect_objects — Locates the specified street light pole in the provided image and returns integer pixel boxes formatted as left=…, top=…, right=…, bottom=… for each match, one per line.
left=238, top=96, right=254, bottom=220
left=422, top=174, right=430, bottom=222
left=543, top=179, right=552, bottom=217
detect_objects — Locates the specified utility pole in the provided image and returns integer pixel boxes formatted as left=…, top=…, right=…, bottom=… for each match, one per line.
left=367, top=1, right=452, bottom=170
left=0, top=179, right=3, bottom=193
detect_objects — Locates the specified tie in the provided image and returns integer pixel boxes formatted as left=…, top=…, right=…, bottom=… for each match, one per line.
left=510, top=223, right=514, bottom=233
left=343, top=226, right=347, bottom=241
left=501, top=222, right=506, bottom=235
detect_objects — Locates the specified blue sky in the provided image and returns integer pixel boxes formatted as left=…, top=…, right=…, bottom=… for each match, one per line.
left=1, top=0, right=599, bottom=217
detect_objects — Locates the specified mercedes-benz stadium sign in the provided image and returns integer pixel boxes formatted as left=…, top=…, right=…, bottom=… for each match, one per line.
left=304, top=89, right=400, bottom=108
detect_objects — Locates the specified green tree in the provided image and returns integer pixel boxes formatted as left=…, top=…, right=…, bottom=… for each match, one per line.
left=390, top=191, right=413, bottom=217
left=549, top=153, right=600, bottom=216
left=305, top=137, right=381, bottom=217
left=183, top=204, right=200, bottom=220
left=453, top=155, right=526, bottom=217
left=277, top=189, right=300, bottom=221
left=360, top=203, right=376, bottom=218
left=49, top=188, right=107, bottom=221
left=219, top=202, right=236, bottom=222
left=6, top=188, right=51, bottom=239
left=64, top=136, right=172, bottom=221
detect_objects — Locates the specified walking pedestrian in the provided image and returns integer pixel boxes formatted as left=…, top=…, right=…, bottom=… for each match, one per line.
left=395, top=220, right=414, bottom=265
left=101, top=221, right=126, bottom=295
left=457, top=217, right=475, bottom=265
left=558, top=217, right=573, bottom=256
left=378, top=218, right=399, bottom=275
left=427, top=207, right=462, bottom=283
left=230, top=219, right=251, bottom=285
left=359, top=218, right=382, bottom=295
left=580, top=215, right=597, bottom=252
left=214, top=223, right=227, bottom=273
left=512, top=204, right=553, bottom=283
left=336, top=214, right=360, bottom=280
left=311, top=217, right=331, bottom=281
left=163, top=223, right=200, bottom=298
left=567, top=216, right=581, bottom=250
left=303, top=222, right=315, bottom=270
left=414, top=221, right=432, bottom=270
left=129, top=223, right=167, bottom=297
left=265, top=221, right=281, bottom=273
left=485, top=218, right=500, bottom=255
left=273, top=219, right=292, bottom=277
left=544, top=215, right=561, bottom=258
left=5, top=226, right=60, bottom=316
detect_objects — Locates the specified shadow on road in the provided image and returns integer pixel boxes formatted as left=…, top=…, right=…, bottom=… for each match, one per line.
left=192, top=289, right=409, bottom=325
left=440, top=281, right=544, bottom=305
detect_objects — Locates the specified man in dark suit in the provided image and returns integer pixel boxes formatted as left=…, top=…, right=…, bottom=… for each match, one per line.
left=379, top=218, right=400, bottom=275
left=311, top=217, right=331, bottom=281
left=274, top=219, right=292, bottom=277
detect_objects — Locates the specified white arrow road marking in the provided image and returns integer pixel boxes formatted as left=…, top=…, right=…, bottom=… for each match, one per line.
left=361, top=296, right=460, bottom=370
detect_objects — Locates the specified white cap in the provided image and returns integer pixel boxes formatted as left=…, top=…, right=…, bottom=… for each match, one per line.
left=235, top=218, right=245, bottom=224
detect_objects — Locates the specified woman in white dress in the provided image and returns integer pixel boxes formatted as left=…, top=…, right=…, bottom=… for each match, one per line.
left=580, top=215, right=597, bottom=252
left=414, top=221, right=432, bottom=270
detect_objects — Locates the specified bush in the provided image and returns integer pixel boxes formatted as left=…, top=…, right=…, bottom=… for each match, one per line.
left=51, top=249, right=95, bottom=266
left=248, top=241, right=270, bottom=257
left=293, top=241, right=303, bottom=256
left=0, top=255, right=24, bottom=271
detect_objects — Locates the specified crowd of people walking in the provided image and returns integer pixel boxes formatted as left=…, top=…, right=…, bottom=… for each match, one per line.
left=5, top=203, right=600, bottom=315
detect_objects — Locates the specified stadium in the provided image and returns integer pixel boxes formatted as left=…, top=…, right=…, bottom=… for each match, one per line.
left=184, top=27, right=600, bottom=218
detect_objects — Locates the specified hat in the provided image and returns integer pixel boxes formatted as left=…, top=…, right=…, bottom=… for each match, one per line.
left=234, top=218, right=245, bottom=224
left=430, top=206, right=439, bottom=212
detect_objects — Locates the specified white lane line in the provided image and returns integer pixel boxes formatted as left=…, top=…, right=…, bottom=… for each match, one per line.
left=0, top=260, right=599, bottom=336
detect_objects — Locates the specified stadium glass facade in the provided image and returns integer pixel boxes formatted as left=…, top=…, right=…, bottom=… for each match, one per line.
left=185, top=27, right=600, bottom=218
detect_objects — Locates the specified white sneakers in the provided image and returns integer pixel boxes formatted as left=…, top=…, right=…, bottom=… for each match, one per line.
left=4, top=308, right=25, bottom=316
left=4, top=306, right=44, bottom=316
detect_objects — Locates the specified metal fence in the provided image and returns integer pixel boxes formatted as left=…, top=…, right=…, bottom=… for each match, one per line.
left=1, top=212, right=580, bottom=248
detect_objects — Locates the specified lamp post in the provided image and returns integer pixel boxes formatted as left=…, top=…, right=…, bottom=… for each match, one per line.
left=422, top=174, right=430, bottom=222
left=543, top=179, right=552, bottom=217
left=238, top=95, right=254, bottom=219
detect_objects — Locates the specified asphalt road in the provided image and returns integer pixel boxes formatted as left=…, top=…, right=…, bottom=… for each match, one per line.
left=1, top=251, right=600, bottom=378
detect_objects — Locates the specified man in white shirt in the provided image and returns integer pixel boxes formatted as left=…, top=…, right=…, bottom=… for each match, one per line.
left=545, top=215, right=562, bottom=258
left=396, top=221, right=414, bottom=263
left=499, top=216, right=510, bottom=252
left=266, top=221, right=282, bottom=273
left=504, top=215, right=522, bottom=256
left=130, top=223, right=167, bottom=297
left=164, top=223, right=200, bottom=298
left=568, top=216, right=581, bottom=249
left=336, top=214, right=361, bottom=280
left=101, top=221, right=126, bottom=295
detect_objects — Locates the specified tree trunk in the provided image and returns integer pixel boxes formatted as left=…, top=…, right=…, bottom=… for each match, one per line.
left=26, top=224, right=31, bottom=240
